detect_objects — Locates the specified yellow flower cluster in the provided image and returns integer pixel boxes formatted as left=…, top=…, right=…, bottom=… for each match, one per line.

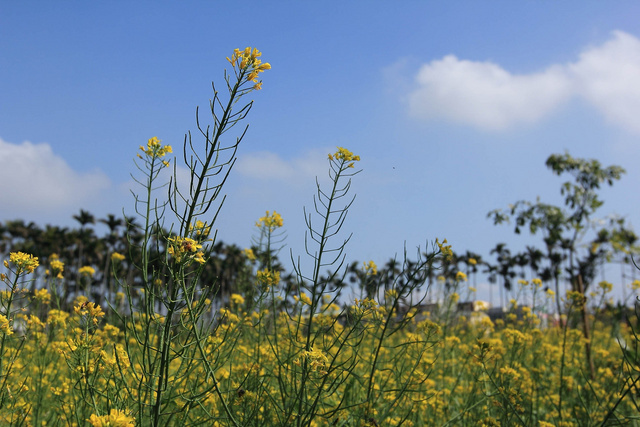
left=138, top=137, right=172, bottom=165
left=88, top=409, right=135, bottom=427
left=226, top=47, right=271, bottom=90
left=456, top=271, right=467, bottom=282
left=79, top=266, right=95, bottom=277
left=294, top=347, right=329, bottom=375
left=230, top=293, right=245, bottom=306
left=363, top=260, right=378, bottom=276
left=188, top=220, right=211, bottom=240
left=256, top=210, right=284, bottom=231
left=436, top=238, right=453, bottom=260
left=4, top=251, right=39, bottom=275
left=74, top=297, right=105, bottom=324
left=328, top=147, right=361, bottom=168
left=47, top=253, right=65, bottom=279
left=167, top=236, right=206, bottom=264
left=243, top=248, right=257, bottom=261
left=256, top=268, right=280, bottom=291
left=0, top=314, right=12, bottom=336
left=34, top=288, right=51, bottom=304
left=111, top=252, right=125, bottom=262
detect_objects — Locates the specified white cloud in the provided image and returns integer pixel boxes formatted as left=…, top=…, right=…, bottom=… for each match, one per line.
left=0, top=138, right=111, bottom=217
left=407, top=30, right=640, bottom=134
left=569, top=31, right=640, bottom=134
left=409, top=55, right=572, bottom=130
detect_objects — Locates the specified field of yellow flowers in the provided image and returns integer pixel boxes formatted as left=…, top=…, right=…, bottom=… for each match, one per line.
left=1, top=47, right=639, bottom=426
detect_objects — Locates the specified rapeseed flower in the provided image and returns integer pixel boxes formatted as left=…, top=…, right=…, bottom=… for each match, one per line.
left=256, top=210, right=283, bottom=231
left=226, top=47, right=271, bottom=89
left=5, top=251, right=39, bottom=275
left=363, top=260, right=378, bottom=275
left=88, top=409, right=135, bottom=427
left=436, top=238, right=453, bottom=260
left=243, top=248, right=257, bottom=261
left=167, top=236, right=206, bottom=264
left=456, top=271, right=467, bottom=282
left=138, top=136, right=172, bottom=160
left=111, top=252, right=125, bottom=262
left=256, top=268, right=280, bottom=291
left=0, top=314, right=12, bottom=336
left=79, top=266, right=95, bottom=277
left=328, top=147, right=361, bottom=168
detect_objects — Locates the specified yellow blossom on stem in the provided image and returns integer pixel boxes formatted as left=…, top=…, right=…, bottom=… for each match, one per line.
left=226, top=47, right=271, bottom=89
left=243, top=248, right=257, bottom=261
left=34, top=288, right=51, bottom=304
left=230, top=293, right=245, bottom=306
left=436, top=238, right=452, bottom=260
left=598, top=280, right=613, bottom=294
left=256, top=211, right=284, bottom=231
left=256, top=268, right=280, bottom=291
left=79, top=266, right=95, bottom=277
left=138, top=136, right=172, bottom=160
left=88, top=409, right=135, bottom=427
left=111, top=252, right=125, bottom=262
left=0, top=314, right=12, bottom=336
left=456, top=271, right=467, bottom=282
left=7, top=252, right=39, bottom=275
left=363, top=260, right=378, bottom=276
left=167, top=236, right=205, bottom=264
left=329, top=147, right=361, bottom=169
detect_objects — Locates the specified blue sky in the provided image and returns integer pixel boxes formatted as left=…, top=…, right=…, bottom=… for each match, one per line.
left=2, top=1, right=640, bottom=304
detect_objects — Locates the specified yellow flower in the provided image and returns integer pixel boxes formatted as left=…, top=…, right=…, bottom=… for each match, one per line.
left=436, top=238, right=453, bottom=260
left=7, top=251, right=39, bottom=275
left=532, top=278, right=542, bottom=287
left=598, top=280, right=613, bottom=294
left=256, top=268, right=280, bottom=290
left=230, top=293, right=245, bottom=306
left=329, top=147, right=360, bottom=168
left=34, top=288, right=51, bottom=304
left=456, top=271, right=467, bottom=282
left=49, top=259, right=64, bottom=278
left=226, top=47, right=271, bottom=89
left=450, top=292, right=460, bottom=303
left=111, top=252, right=125, bottom=262
left=139, top=136, right=172, bottom=160
left=468, top=258, right=477, bottom=265
left=0, top=314, right=12, bottom=336
left=243, top=248, right=257, bottom=261
left=256, top=211, right=284, bottom=230
left=363, top=260, right=378, bottom=276
left=295, top=292, right=312, bottom=306
left=79, top=266, right=95, bottom=277
left=88, top=409, right=135, bottom=427
left=188, top=220, right=211, bottom=240
left=167, top=236, right=205, bottom=264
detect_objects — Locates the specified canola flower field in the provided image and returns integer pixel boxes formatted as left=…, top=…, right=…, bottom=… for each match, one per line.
left=1, top=47, right=639, bottom=426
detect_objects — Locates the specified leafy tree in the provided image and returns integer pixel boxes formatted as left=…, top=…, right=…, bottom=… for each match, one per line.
left=489, top=151, right=627, bottom=378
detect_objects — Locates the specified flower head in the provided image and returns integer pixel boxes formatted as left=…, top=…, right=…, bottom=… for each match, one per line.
left=456, top=271, right=467, bottom=282
left=79, top=266, right=95, bottom=277
left=6, top=252, right=39, bottom=275
left=88, top=409, right=135, bottom=427
left=226, top=47, right=271, bottom=89
left=363, top=260, right=378, bottom=276
left=256, top=211, right=284, bottom=231
left=436, top=238, right=453, bottom=261
left=138, top=137, right=172, bottom=161
left=167, top=236, right=206, bottom=264
left=329, top=147, right=360, bottom=168
left=111, top=252, right=125, bottom=262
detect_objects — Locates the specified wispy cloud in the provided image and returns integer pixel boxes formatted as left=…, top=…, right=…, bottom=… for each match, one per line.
left=407, top=31, right=640, bottom=134
left=0, top=138, right=111, bottom=218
